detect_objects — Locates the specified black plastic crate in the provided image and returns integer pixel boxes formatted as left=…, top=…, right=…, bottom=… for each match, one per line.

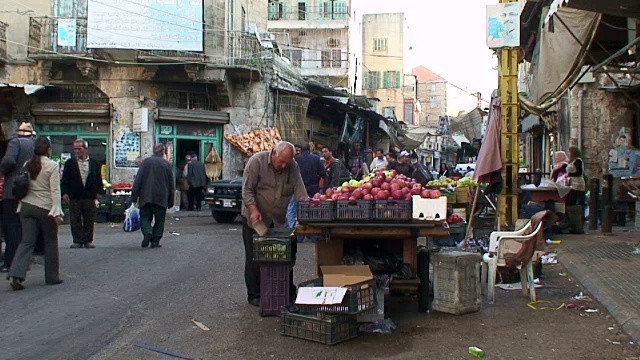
left=372, top=200, right=412, bottom=221
left=259, top=262, right=293, bottom=317
left=298, top=201, right=335, bottom=222
left=336, top=200, right=372, bottom=220
left=253, top=228, right=296, bottom=262
left=297, top=277, right=376, bottom=314
left=280, top=304, right=358, bottom=345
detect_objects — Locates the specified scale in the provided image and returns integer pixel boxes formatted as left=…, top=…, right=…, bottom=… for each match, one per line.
left=620, top=176, right=640, bottom=231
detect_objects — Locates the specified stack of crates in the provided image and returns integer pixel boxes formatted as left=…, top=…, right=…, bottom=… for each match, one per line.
left=431, top=251, right=481, bottom=315
left=280, top=277, right=377, bottom=345
left=253, top=228, right=296, bottom=317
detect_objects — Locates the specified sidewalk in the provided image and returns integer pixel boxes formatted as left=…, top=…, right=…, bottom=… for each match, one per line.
left=558, top=229, right=640, bottom=343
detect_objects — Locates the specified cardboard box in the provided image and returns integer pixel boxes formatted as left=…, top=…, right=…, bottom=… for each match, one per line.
left=320, top=265, right=373, bottom=287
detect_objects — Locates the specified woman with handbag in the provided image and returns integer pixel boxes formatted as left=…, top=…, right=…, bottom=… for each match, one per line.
left=7, top=137, right=64, bottom=290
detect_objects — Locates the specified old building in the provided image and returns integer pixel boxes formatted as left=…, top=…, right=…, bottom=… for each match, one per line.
left=360, top=13, right=418, bottom=124
left=0, top=0, right=302, bottom=183
left=412, top=65, right=479, bottom=128
left=267, top=0, right=353, bottom=88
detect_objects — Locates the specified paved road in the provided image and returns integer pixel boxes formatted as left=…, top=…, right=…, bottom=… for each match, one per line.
left=0, top=218, right=638, bottom=360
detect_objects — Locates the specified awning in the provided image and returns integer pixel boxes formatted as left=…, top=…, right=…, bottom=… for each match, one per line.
left=521, top=114, right=541, bottom=132
left=0, top=84, right=46, bottom=96
left=449, top=108, right=486, bottom=141
left=31, top=103, right=111, bottom=124
left=155, top=108, right=230, bottom=124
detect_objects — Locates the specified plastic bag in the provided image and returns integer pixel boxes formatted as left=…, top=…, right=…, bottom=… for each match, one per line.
left=123, top=204, right=141, bottom=232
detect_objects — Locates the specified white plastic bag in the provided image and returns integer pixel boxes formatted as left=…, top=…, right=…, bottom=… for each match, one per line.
left=123, top=204, right=141, bottom=232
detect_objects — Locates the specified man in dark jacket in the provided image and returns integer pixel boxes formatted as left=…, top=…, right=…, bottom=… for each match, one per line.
left=0, top=123, right=35, bottom=272
left=321, top=146, right=348, bottom=191
left=186, top=153, right=207, bottom=211
left=295, top=144, right=324, bottom=197
left=131, top=143, right=175, bottom=248
left=62, top=139, right=105, bottom=248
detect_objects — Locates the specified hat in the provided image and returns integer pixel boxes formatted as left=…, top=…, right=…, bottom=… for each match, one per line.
left=400, top=150, right=410, bottom=157
left=16, top=122, right=35, bottom=137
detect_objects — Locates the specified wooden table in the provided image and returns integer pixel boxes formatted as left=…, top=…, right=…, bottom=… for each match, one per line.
left=295, top=221, right=450, bottom=312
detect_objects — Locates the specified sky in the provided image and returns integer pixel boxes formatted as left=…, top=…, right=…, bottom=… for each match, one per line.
left=352, top=0, right=499, bottom=106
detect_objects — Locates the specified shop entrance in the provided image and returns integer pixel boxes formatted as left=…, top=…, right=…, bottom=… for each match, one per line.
left=176, top=139, right=201, bottom=163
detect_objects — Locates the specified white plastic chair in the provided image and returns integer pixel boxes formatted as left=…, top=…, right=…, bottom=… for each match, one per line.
left=482, top=221, right=542, bottom=304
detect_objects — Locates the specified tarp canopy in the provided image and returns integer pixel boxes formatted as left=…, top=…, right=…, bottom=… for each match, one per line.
left=449, top=108, right=485, bottom=142
left=0, top=84, right=46, bottom=95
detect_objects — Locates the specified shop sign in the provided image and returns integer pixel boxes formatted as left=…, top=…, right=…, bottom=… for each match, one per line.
left=160, top=125, right=173, bottom=135
left=133, top=108, right=149, bottom=132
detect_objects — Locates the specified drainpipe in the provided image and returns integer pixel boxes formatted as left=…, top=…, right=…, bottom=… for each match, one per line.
left=578, top=86, right=584, bottom=149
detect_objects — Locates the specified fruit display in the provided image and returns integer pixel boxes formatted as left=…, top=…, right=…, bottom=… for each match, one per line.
left=427, top=177, right=457, bottom=188
left=446, top=214, right=465, bottom=224
left=457, top=177, right=479, bottom=188
left=111, top=182, right=132, bottom=190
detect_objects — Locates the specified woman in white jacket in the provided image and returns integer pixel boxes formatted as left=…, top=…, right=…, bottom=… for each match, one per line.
left=7, top=137, right=64, bottom=290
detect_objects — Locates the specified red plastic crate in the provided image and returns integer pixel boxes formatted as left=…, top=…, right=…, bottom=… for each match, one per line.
left=259, top=262, right=293, bottom=317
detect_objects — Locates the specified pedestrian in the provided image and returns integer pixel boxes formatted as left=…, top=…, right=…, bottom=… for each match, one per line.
left=388, top=151, right=414, bottom=176
left=439, top=163, right=449, bottom=177
left=7, top=137, right=64, bottom=290
left=186, top=153, right=207, bottom=211
left=321, top=146, right=348, bottom=191
left=177, top=154, right=191, bottom=210
left=409, top=153, right=422, bottom=170
left=61, top=139, right=105, bottom=249
left=131, top=143, right=175, bottom=248
left=566, top=146, right=586, bottom=206
left=0, top=122, right=35, bottom=272
left=370, top=148, right=388, bottom=171
left=242, top=141, right=308, bottom=306
left=386, top=152, right=397, bottom=169
left=287, top=143, right=325, bottom=237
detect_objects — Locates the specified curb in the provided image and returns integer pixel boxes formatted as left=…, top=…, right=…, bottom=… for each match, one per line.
left=561, top=256, right=640, bottom=345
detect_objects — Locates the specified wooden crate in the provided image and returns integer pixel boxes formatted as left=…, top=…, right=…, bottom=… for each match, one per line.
left=455, top=187, right=471, bottom=203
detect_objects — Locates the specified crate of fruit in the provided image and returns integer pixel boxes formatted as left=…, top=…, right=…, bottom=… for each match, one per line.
left=253, top=228, right=296, bottom=262
left=442, top=191, right=457, bottom=204
left=297, top=277, right=376, bottom=314
left=298, top=200, right=335, bottom=223
left=372, top=200, right=412, bottom=221
left=280, top=304, right=358, bottom=345
left=336, top=200, right=372, bottom=220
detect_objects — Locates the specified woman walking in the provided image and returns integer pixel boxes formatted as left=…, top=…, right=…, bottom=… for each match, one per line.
left=7, top=137, right=64, bottom=290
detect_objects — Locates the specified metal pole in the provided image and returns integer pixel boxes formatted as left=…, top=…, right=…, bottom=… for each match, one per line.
left=588, top=178, right=599, bottom=231
left=601, top=174, right=613, bottom=234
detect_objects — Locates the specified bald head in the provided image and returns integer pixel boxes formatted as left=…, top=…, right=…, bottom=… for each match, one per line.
left=271, top=141, right=295, bottom=171
left=153, top=143, right=166, bottom=156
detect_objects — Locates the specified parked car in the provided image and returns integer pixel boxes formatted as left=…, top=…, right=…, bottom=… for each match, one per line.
left=454, top=163, right=476, bottom=176
left=204, top=178, right=242, bottom=223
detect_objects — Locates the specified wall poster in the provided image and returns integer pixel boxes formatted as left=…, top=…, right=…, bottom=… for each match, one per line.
left=114, top=125, right=141, bottom=168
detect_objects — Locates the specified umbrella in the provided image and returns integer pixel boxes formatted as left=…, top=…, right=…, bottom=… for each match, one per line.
left=473, top=96, right=502, bottom=183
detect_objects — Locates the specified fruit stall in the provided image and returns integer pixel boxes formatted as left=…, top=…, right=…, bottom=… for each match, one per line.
left=295, top=169, right=452, bottom=312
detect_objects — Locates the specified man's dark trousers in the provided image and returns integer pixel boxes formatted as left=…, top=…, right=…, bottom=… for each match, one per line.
left=1, top=199, right=21, bottom=268
left=140, top=203, right=166, bottom=245
left=188, top=186, right=203, bottom=210
left=241, top=217, right=296, bottom=303
left=69, top=198, right=96, bottom=245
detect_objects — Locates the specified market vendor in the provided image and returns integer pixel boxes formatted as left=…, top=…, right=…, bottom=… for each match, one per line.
left=241, top=141, right=308, bottom=307
left=388, top=150, right=414, bottom=176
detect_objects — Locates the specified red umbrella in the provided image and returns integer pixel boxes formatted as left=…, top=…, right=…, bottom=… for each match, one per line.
left=474, top=96, right=502, bottom=183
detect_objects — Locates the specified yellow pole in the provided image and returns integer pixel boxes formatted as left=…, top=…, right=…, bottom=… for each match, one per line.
left=497, top=0, right=520, bottom=230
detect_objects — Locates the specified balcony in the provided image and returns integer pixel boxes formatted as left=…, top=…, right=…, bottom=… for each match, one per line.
left=0, top=21, right=7, bottom=64
left=267, top=3, right=349, bottom=30
left=137, top=50, right=205, bottom=63
left=28, top=17, right=91, bottom=58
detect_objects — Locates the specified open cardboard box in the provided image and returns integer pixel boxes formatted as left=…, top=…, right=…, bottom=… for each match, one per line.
left=320, top=265, right=373, bottom=287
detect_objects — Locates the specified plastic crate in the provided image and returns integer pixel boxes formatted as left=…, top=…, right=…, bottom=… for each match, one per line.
left=259, top=262, right=292, bottom=317
left=431, top=251, right=481, bottom=315
left=298, top=201, right=335, bottom=222
left=297, top=277, right=376, bottom=314
left=253, top=228, right=296, bottom=262
left=280, top=304, right=358, bottom=345
left=443, top=192, right=457, bottom=204
left=356, top=287, right=387, bottom=323
left=448, top=222, right=467, bottom=235
left=372, top=200, right=412, bottom=221
left=336, top=200, right=372, bottom=220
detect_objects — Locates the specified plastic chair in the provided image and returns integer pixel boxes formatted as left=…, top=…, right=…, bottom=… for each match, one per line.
left=481, top=221, right=542, bottom=304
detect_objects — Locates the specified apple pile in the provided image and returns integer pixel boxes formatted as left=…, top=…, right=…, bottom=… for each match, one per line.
left=446, top=214, right=465, bottom=224
left=310, top=170, right=442, bottom=202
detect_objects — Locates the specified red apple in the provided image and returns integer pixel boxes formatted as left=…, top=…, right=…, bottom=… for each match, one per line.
left=348, top=196, right=357, bottom=201
left=381, top=190, right=390, bottom=199
left=413, top=183, right=422, bottom=190
left=421, top=189, right=432, bottom=198
left=313, top=193, right=321, bottom=200
left=391, top=190, right=403, bottom=200
left=385, top=176, right=393, bottom=183
left=396, top=179, right=406, bottom=189
left=371, top=178, right=382, bottom=187
left=338, top=195, right=349, bottom=201
left=363, top=194, right=374, bottom=200
left=430, top=190, right=441, bottom=199
left=410, top=188, right=421, bottom=195
left=361, top=188, right=371, bottom=196
left=325, top=188, right=334, bottom=197
left=376, top=170, right=385, bottom=177
left=390, top=183, right=400, bottom=191
left=319, top=195, right=328, bottom=201
left=361, top=183, right=373, bottom=191
left=352, top=189, right=363, bottom=199
left=381, top=182, right=391, bottom=191
left=404, top=194, right=413, bottom=200
left=375, top=191, right=388, bottom=200
left=371, top=188, right=381, bottom=196
left=331, top=194, right=339, bottom=201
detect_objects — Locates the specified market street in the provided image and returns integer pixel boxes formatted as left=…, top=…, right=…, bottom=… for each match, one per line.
left=0, top=217, right=637, bottom=360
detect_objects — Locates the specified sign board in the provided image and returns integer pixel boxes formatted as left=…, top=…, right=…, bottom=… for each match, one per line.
left=486, top=2, right=520, bottom=48
left=133, top=108, right=149, bottom=132
left=87, top=0, right=203, bottom=51
left=57, top=19, right=77, bottom=47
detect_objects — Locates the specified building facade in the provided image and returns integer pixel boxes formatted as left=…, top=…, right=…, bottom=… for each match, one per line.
left=0, top=0, right=287, bottom=183
left=267, top=0, right=351, bottom=88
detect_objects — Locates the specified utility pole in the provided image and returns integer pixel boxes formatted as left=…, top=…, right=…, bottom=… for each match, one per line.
left=497, top=0, right=519, bottom=230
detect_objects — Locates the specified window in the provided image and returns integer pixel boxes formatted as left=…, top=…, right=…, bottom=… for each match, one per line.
left=384, top=71, right=400, bottom=88
left=404, top=102, right=414, bottom=124
left=289, top=49, right=302, bottom=67
left=327, top=38, right=340, bottom=47
left=374, top=38, right=387, bottom=51
left=322, top=1, right=347, bottom=20
left=430, top=96, right=437, bottom=108
left=298, top=2, right=306, bottom=20
left=431, top=83, right=436, bottom=92
left=241, top=7, right=247, bottom=32
left=364, top=71, right=381, bottom=89
left=383, top=107, right=395, bottom=119
left=268, top=0, right=287, bottom=20
left=321, top=49, right=341, bottom=68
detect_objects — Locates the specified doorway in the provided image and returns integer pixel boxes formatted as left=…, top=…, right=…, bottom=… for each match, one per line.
left=177, top=139, right=201, bottom=164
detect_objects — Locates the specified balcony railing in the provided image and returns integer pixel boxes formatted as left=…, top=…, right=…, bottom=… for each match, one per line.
left=268, top=3, right=349, bottom=21
left=28, top=17, right=91, bottom=57
left=137, top=49, right=205, bottom=63
left=0, top=21, right=7, bottom=63
left=228, top=32, right=265, bottom=68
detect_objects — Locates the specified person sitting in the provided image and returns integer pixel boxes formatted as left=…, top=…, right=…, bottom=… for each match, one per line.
left=551, top=151, right=569, bottom=183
